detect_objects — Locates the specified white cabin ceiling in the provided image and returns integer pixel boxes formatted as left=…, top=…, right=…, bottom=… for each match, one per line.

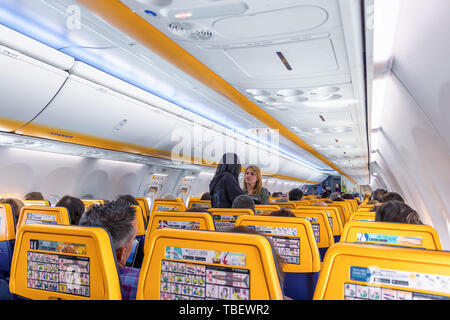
left=0, top=0, right=370, bottom=184
left=120, top=0, right=370, bottom=184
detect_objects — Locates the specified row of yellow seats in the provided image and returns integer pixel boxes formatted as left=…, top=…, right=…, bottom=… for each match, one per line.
left=5, top=205, right=448, bottom=300
left=314, top=242, right=450, bottom=300
left=9, top=224, right=286, bottom=300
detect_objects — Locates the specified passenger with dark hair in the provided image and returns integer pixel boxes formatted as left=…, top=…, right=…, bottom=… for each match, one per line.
left=375, top=201, right=423, bottom=225
left=330, top=192, right=343, bottom=201
left=321, top=191, right=331, bottom=199
left=79, top=200, right=139, bottom=300
left=269, top=209, right=295, bottom=217
left=200, top=192, right=211, bottom=200
left=372, top=189, right=387, bottom=202
left=272, top=192, right=283, bottom=198
left=56, top=195, right=85, bottom=225
left=0, top=198, right=24, bottom=229
left=116, top=194, right=139, bottom=206
left=341, top=193, right=355, bottom=200
left=24, top=192, right=44, bottom=200
left=232, top=194, right=255, bottom=213
left=288, top=188, right=303, bottom=201
left=209, top=153, right=244, bottom=208
left=382, top=192, right=405, bottom=203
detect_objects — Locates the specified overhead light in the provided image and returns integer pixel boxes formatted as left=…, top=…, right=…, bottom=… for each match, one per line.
left=160, top=2, right=248, bottom=20
left=175, top=12, right=193, bottom=19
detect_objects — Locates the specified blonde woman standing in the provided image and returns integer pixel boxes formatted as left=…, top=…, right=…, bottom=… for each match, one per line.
left=243, top=165, right=270, bottom=205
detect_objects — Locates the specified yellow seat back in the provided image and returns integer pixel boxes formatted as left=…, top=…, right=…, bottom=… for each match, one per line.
left=137, top=228, right=284, bottom=300
left=9, top=224, right=122, bottom=299
left=132, top=205, right=146, bottom=237
left=146, top=211, right=215, bottom=237
left=341, top=221, right=442, bottom=250
left=0, top=204, right=16, bottom=241
left=80, top=199, right=105, bottom=210
left=22, top=200, right=50, bottom=207
left=235, top=215, right=320, bottom=273
left=254, top=205, right=280, bottom=215
left=151, top=199, right=186, bottom=214
left=348, top=212, right=376, bottom=223
left=343, top=199, right=358, bottom=212
left=290, top=210, right=334, bottom=248
left=208, top=208, right=254, bottom=231
left=327, top=202, right=351, bottom=225
left=17, top=206, right=70, bottom=229
left=358, top=204, right=375, bottom=209
left=313, top=243, right=450, bottom=300
left=135, top=198, right=150, bottom=223
left=293, top=206, right=343, bottom=238
left=357, top=207, right=373, bottom=212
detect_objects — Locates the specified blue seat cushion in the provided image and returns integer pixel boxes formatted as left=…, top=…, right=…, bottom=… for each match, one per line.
left=283, top=272, right=319, bottom=300
left=0, top=240, right=14, bottom=279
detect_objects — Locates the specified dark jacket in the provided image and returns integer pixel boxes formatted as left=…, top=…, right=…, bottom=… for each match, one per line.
left=245, top=187, right=270, bottom=205
left=209, top=172, right=244, bottom=208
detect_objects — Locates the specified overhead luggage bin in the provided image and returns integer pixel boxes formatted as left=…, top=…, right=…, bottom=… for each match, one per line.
left=16, top=73, right=180, bottom=156
left=0, top=45, right=69, bottom=132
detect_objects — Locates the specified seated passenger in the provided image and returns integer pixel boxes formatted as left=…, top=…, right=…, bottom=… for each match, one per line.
left=372, top=189, right=387, bottom=202
left=321, top=191, right=331, bottom=199
left=382, top=192, right=405, bottom=203
left=0, top=198, right=24, bottom=229
left=243, top=165, right=270, bottom=205
left=232, top=194, right=255, bottom=213
left=375, top=201, right=423, bottom=225
left=341, top=193, right=355, bottom=200
left=200, top=192, right=211, bottom=201
left=272, top=192, right=283, bottom=198
left=352, top=192, right=362, bottom=204
left=209, top=153, right=244, bottom=208
left=24, top=192, right=44, bottom=201
left=269, top=209, right=295, bottom=217
left=363, top=192, right=371, bottom=201
left=330, top=192, right=343, bottom=201
left=288, top=188, right=303, bottom=201
left=116, top=194, right=139, bottom=206
left=79, top=200, right=139, bottom=300
left=55, top=195, right=85, bottom=225
left=312, top=201, right=328, bottom=207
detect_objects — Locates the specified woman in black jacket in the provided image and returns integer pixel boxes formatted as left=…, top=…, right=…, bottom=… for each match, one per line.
left=209, top=153, right=244, bottom=208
